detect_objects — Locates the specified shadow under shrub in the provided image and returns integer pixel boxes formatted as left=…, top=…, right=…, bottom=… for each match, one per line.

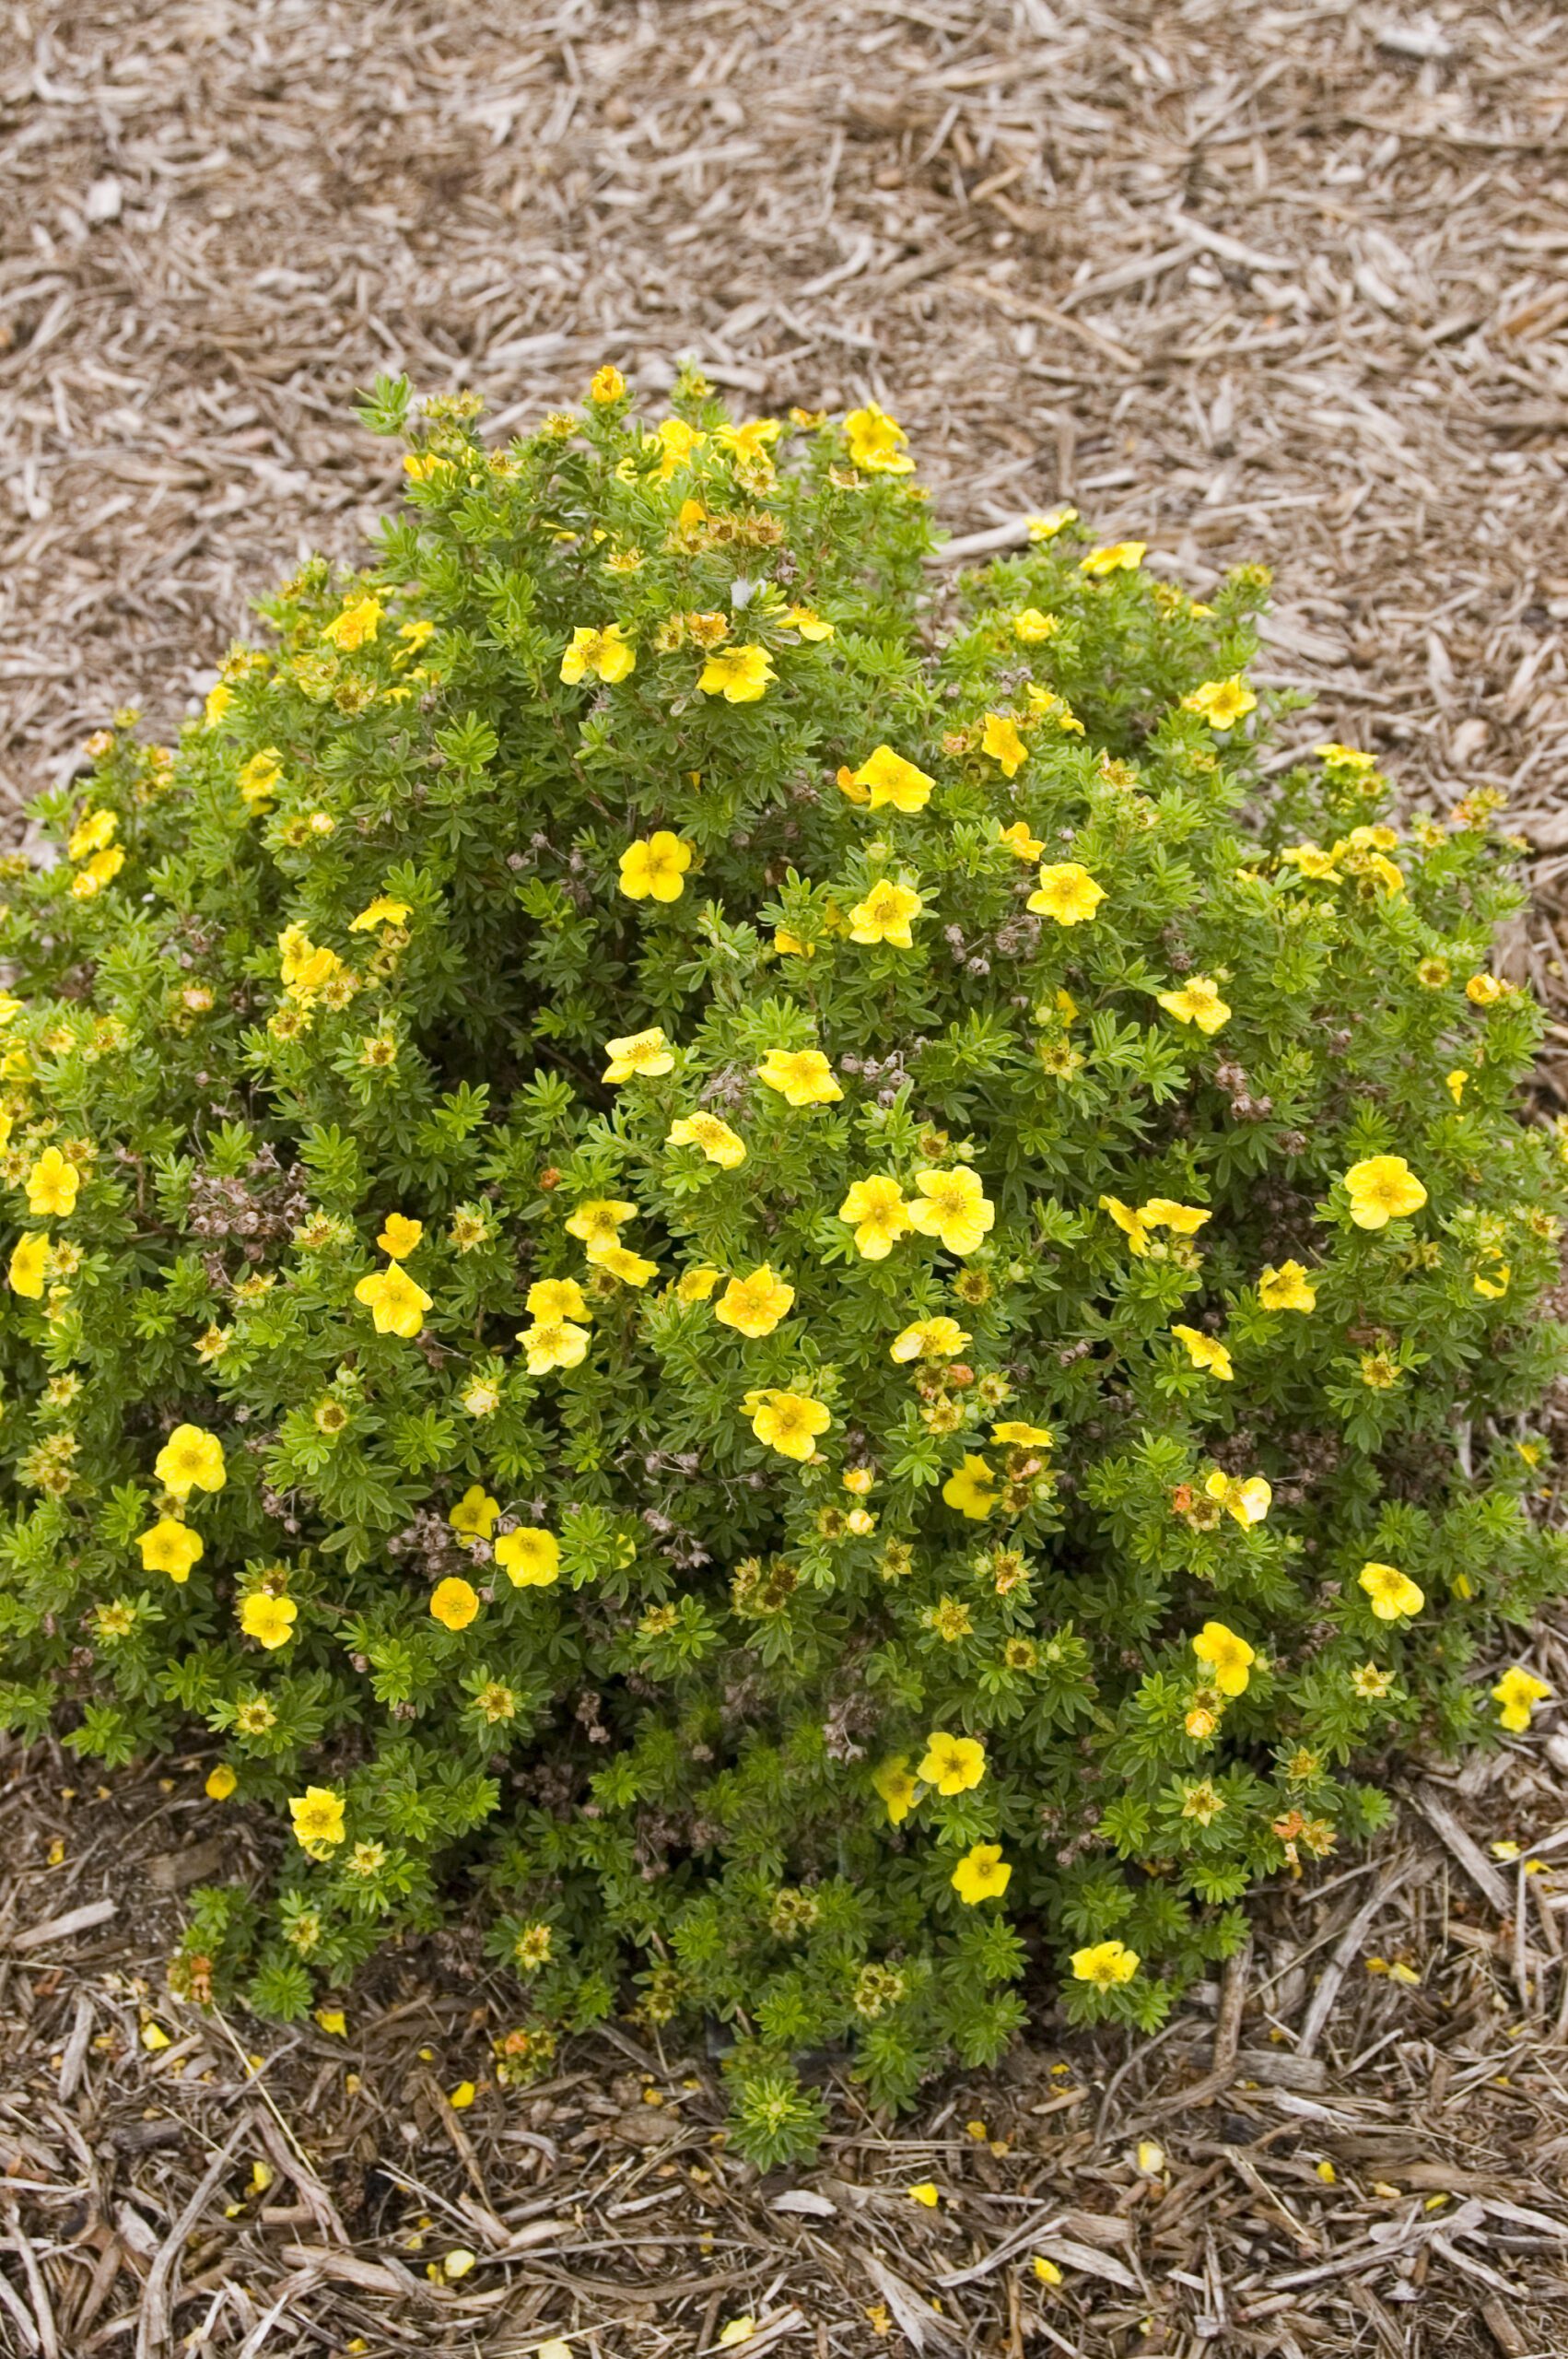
left=1, top=368, right=1563, bottom=2160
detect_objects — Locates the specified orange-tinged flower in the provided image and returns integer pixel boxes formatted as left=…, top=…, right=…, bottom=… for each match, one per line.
left=952, top=1843, right=1011, bottom=1904
left=619, top=832, right=693, bottom=903
left=1027, top=863, right=1105, bottom=926
left=354, top=1262, right=432, bottom=1338
left=843, top=745, right=934, bottom=814
left=494, top=1528, right=560, bottom=1587
left=1343, top=1156, right=1426, bottom=1230
left=430, top=1577, right=480, bottom=1630
left=156, top=1423, right=226, bottom=1497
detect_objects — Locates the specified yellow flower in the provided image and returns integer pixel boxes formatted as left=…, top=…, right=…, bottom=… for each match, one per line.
left=907, top=2183, right=941, bottom=2209
left=890, top=1315, right=970, bottom=1364
left=205, top=680, right=233, bottom=725
left=1157, top=977, right=1232, bottom=1035
left=70, top=846, right=124, bottom=898
left=848, top=879, right=922, bottom=947
left=980, top=713, right=1028, bottom=778
left=1012, top=607, right=1059, bottom=642
left=288, top=1787, right=346, bottom=1849
left=322, top=595, right=383, bottom=650
left=354, top=1262, right=433, bottom=1338
left=25, top=1146, right=78, bottom=1218
left=603, top=1027, right=675, bottom=1083
left=998, top=820, right=1045, bottom=862
left=527, top=1277, right=590, bottom=1323
left=1203, top=1471, right=1271, bottom=1527
left=1032, top=2256, right=1063, bottom=2286
left=1259, top=1260, right=1316, bottom=1312
left=137, top=1517, right=205, bottom=1582
left=1359, top=1560, right=1425, bottom=1622
left=942, top=1454, right=998, bottom=1520
left=992, top=1420, right=1053, bottom=1448
left=1445, top=1069, right=1468, bottom=1106
left=619, top=832, right=693, bottom=903
left=1172, top=1325, right=1233, bottom=1381
left=590, top=1244, right=658, bottom=1287
left=494, top=1528, right=561, bottom=1587
left=667, top=1112, right=746, bottom=1168
left=560, top=623, right=636, bottom=685
left=676, top=1264, right=723, bottom=1302
left=782, top=604, right=833, bottom=640
left=919, top=1731, right=986, bottom=1795
left=1191, top=1620, right=1255, bottom=1697
left=715, top=1264, right=796, bottom=1339
left=951, top=1843, right=1012, bottom=1904
left=205, top=1765, right=238, bottom=1801
left=872, top=1756, right=917, bottom=1825
left=774, top=926, right=813, bottom=957
left=1473, top=1259, right=1510, bottom=1300
left=430, top=1577, right=480, bottom=1631
left=449, top=1485, right=499, bottom=1543
left=68, top=806, right=118, bottom=859
left=1343, top=1155, right=1426, bottom=1230
left=1027, top=507, right=1077, bottom=539
left=907, top=1167, right=995, bottom=1256
left=521, top=1318, right=591, bottom=1374
left=377, top=1213, right=423, bottom=1258
left=1182, top=677, right=1257, bottom=729
left=1027, top=863, right=1105, bottom=926
left=156, top=1423, right=227, bottom=1497
left=349, top=896, right=411, bottom=933
left=565, top=1197, right=636, bottom=1251
left=1070, top=1940, right=1139, bottom=1985
left=1492, top=1667, right=1550, bottom=1734
left=745, top=1389, right=831, bottom=1461
left=240, top=1594, right=298, bottom=1649
left=8, top=1232, right=50, bottom=1297
left=237, top=750, right=281, bottom=806
left=757, top=1047, right=842, bottom=1107
left=1079, top=541, right=1145, bottom=577
left=589, top=363, right=626, bottom=404
left=1466, top=973, right=1504, bottom=1006
left=838, top=1175, right=911, bottom=1260
left=698, top=644, right=776, bottom=703
left=1141, top=1198, right=1210, bottom=1237
left=844, top=404, right=913, bottom=474
left=842, top=745, right=934, bottom=814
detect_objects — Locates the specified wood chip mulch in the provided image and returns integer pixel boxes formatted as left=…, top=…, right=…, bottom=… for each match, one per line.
left=5, top=3, right=1568, bottom=2353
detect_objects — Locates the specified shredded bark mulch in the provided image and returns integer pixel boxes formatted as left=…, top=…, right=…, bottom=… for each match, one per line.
left=4, top=2, right=1568, bottom=2351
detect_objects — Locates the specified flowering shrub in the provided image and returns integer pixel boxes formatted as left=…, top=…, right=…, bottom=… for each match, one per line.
left=1, top=365, right=1563, bottom=2160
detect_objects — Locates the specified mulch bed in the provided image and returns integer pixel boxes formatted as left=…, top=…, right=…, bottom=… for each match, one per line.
left=4, top=1, right=1568, bottom=2351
